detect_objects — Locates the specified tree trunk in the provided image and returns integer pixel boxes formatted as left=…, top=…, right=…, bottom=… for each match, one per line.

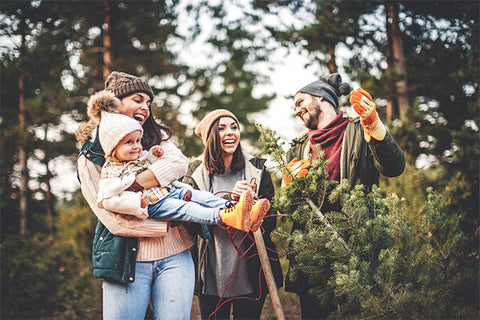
left=44, top=172, right=54, bottom=229
left=387, top=1, right=409, bottom=120
left=385, top=3, right=397, bottom=123
left=18, top=74, right=28, bottom=236
left=42, top=128, right=54, bottom=229
left=327, top=47, right=337, bottom=74
left=103, top=1, right=112, bottom=78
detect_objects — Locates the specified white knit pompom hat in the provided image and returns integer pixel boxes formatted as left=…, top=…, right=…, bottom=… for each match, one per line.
left=99, top=111, right=143, bottom=155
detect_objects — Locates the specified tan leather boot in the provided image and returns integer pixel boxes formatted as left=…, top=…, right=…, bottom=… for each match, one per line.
left=219, top=191, right=253, bottom=232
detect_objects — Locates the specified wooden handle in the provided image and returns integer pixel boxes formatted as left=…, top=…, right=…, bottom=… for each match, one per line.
left=253, top=229, right=285, bottom=320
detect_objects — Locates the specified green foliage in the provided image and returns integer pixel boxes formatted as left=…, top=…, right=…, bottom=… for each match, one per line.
left=52, top=192, right=102, bottom=319
left=2, top=233, right=63, bottom=319
left=259, top=125, right=478, bottom=319
left=1, top=191, right=102, bottom=319
left=181, top=1, right=275, bottom=151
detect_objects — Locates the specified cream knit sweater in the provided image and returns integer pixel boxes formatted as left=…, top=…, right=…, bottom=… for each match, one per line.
left=78, top=139, right=194, bottom=261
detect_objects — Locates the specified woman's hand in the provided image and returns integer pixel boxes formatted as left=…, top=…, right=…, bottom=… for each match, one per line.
left=136, top=169, right=161, bottom=189
left=232, top=180, right=256, bottom=201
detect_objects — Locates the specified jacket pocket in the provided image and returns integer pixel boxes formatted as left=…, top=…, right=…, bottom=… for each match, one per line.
left=92, top=222, right=126, bottom=272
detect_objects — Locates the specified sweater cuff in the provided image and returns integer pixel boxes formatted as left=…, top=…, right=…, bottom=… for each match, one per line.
left=149, top=158, right=188, bottom=187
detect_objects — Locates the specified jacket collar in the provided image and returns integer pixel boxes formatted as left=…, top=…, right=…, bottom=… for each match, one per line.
left=80, top=128, right=106, bottom=167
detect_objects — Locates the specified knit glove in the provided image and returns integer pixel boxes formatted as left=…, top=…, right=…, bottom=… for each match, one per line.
left=350, top=88, right=386, bottom=142
left=282, top=158, right=310, bottom=187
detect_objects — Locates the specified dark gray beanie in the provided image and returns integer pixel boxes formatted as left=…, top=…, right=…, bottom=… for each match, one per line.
left=104, top=71, right=154, bottom=101
left=297, top=73, right=352, bottom=109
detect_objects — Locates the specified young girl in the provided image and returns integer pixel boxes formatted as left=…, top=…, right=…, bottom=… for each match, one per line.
left=92, top=91, right=269, bottom=232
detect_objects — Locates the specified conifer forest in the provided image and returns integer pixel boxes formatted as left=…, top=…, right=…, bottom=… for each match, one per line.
left=1, top=1, right=478, bottom=319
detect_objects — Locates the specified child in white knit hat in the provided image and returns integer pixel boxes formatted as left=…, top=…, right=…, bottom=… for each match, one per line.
left=96, top=110, right=269, bottom=232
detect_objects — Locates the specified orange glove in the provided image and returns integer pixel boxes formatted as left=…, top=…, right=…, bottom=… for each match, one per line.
left=349, top=88, right=386, bottom=142
left=282, top=158, right=311, bottom=187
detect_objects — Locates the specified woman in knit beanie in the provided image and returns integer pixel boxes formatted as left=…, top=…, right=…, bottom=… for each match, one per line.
left=183, top=109, right=283, bottom=320
left=77, top=71, right=195, bottom=320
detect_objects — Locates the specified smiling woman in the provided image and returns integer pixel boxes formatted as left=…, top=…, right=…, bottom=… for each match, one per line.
left=183, top=109, right=283, bottom=320
left=76, top=71, right=196, bottom=320
left=118, top=92, right=151, bottom=123
left=217, top=116, right=241, bottom=166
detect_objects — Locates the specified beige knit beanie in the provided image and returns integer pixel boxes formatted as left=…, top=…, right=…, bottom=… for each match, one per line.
left=99, top=111, right=143, bottom=156
left=195, top=109, right=239, bottom=144
left=104, top=71, right=154, bottom=101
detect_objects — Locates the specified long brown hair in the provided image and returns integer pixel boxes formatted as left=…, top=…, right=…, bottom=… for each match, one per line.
left=141, top=107, right=173, bottom=150
left=203, top=118, right=244, bottom=175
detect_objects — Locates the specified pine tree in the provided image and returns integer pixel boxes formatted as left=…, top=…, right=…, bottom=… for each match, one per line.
left=258, top=124, right=477, bottom=319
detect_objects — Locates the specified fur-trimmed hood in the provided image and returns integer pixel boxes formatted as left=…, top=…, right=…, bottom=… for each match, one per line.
left=75, top=90, right=122, bottom=144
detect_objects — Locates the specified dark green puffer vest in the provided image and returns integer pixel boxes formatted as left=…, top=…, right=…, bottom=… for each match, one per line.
left=80, top=132, right=138, bottom=283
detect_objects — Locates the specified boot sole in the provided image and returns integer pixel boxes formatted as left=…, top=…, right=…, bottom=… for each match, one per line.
left=250, top=199, right=270, bottom=232
left=239, top=191, right=253, bottom=231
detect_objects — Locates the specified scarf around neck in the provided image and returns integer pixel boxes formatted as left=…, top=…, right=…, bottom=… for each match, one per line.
left=308, top=111, right=349, bottom=181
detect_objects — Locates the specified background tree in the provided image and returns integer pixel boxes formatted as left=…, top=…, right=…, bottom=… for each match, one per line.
left=1, top=1, right=74, bottom=235
left=172, top=1, right=276, bottom=155
left=256, top=0, right=479, bottom=272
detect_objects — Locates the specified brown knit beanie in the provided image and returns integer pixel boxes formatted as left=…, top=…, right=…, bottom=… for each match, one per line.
left=104, top=71, right=154, bottom=101
left=195, top=109, right=239, bottom=144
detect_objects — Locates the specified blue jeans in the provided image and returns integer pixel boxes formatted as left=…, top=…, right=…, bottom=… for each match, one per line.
left=103, top=249, right=195, bottom=320
left=148, top=187, right=229, bottom=224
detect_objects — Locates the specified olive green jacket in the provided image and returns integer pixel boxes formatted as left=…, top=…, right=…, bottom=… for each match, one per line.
left=287, top=111, right=405, bottom=189
left=285, top=111, right=405, bottom=293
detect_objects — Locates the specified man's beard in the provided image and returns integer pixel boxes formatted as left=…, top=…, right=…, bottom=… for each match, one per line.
left=304, top=109, right=320, bottom=130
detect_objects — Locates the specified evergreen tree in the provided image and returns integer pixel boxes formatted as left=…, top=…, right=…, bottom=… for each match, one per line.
left=1, top=1, right=75, bottom=235
left=176, top=0, right=275, bottom=153
left=52, top=0, right=192, bottom=150
left=258, top=124, right=478, bottom=319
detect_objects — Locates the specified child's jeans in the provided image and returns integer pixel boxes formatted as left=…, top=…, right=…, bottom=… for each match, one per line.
left=147, top=187, right=230, bottom=225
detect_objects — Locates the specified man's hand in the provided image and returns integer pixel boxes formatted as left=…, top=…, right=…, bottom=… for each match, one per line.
left=151, top=145, right=164, bottom=157
left=349, top=88, right=386, bottom=142
left=140, top=193, right=149, bottom=209
left=282, top=158, right=310, bottom=187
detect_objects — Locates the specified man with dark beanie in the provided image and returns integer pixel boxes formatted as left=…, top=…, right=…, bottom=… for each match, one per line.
left=283, top=74, right=406, bottom=319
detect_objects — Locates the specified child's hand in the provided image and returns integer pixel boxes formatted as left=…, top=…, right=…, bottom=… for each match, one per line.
left=141, top=194, right=149, bottom=208
left=151, top=145, right=164, bottom=157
